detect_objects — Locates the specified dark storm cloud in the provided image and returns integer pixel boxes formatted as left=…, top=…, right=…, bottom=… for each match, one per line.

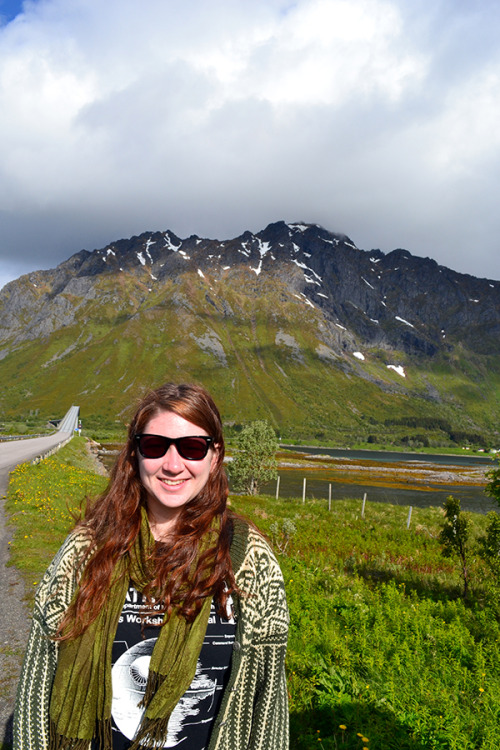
left=1, top=0, right=500, bottom=289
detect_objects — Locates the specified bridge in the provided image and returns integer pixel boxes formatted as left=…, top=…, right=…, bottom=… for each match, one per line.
left=52, top=405, right=80, bottom=434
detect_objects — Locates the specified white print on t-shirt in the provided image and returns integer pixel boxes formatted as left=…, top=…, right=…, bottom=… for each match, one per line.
left=111, top=639, right=217, bottom=746
left=111, top=596, right=235, bottom=748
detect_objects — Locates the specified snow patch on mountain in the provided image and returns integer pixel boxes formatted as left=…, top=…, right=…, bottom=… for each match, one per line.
left=164, top=234, right=182, bottom=252
left=387, top=364, right=406, bottom=377
left=257, top=239, right=271, bottom=257
left=292, top=258, right=322, bottom=285
left=294, top=293, right=314, bottom=308
left=239, top=241, right=251, bottom=257
left=395, top=316, right=415, bottom=328
left=251, top=259, right=263, bottom=275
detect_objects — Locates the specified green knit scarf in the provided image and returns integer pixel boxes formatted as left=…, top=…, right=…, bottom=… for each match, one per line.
left=49, top=509, right=213, bottom=750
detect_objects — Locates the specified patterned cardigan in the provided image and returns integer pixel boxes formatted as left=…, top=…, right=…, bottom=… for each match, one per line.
left=13, top=518, right=289, bottom=750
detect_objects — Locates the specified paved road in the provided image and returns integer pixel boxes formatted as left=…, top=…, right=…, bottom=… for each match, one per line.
left=0, top=410, right=78, bottom=747
left=0, top=431, right=73, bottom=471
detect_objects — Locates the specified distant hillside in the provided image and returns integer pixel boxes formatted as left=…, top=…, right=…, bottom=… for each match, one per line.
left=1, top=221, right=499, bottom=447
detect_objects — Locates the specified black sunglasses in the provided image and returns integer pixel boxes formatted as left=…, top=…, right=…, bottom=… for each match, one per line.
left=135, top=434, right=214, bottom=461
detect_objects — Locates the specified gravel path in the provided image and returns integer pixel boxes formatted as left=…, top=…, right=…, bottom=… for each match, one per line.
left=0, top=433, right=72, bottom=748
left=0, top=467, right=27, bottom=748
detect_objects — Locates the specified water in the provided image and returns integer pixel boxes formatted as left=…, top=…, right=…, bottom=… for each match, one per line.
left=262, top=445, right=496, bottom=513
left=257, top=469, right=495, bottom=514
left=281, top=445, right=495, bottom=467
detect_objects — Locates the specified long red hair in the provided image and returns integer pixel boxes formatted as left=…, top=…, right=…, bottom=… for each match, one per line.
left=56, top=383, right=237, bottom=640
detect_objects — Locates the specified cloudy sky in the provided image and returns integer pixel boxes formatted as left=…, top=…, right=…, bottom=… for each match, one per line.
left=1, top=0, right=499, bottom=290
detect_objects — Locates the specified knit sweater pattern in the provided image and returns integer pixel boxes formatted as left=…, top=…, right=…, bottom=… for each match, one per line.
left=13, top=519, right=289, bottom=750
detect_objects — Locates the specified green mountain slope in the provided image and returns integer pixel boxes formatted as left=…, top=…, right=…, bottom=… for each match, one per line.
left=1, top=245, right=499, bottom=447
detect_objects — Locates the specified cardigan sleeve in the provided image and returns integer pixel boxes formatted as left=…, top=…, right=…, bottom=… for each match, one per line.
left=248, top=641, right=289, bottom=749
left=13, top=531, right=91, bottom=750
left=245, top=529, right=289, bottom=750
left=210, top=524, right=289, bottom=750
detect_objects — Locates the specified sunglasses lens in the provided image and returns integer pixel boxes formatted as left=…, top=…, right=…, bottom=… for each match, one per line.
left=138, top=435, right=170, bottom=459
left=177, top=437, right=210, bottom=460
left=136, top=435, right=211, bottom=460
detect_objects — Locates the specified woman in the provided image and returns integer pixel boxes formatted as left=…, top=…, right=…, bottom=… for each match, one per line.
left=13, top=383, right=289, bottom=750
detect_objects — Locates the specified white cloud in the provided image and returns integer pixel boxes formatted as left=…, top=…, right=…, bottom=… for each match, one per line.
left=0, top=0, right=500, bottom=288
left=429, top=66, right=500, bottom=174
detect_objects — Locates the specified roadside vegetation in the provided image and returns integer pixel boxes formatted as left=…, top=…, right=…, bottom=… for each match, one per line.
left=5, top=437, right=107, bottom=588
left=4, top=440, right=500, bottom=749
left=0, top=415, right=57, bottom=437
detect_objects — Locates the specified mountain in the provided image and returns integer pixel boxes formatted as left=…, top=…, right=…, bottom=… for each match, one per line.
left=0, top=221, right=499, bottom=447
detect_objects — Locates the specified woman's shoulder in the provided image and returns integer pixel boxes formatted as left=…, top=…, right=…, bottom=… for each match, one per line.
left=229, top=514, right=289, bottom=638
left=46, top=527, right=93, bottom=574
left=229, top=514, right=282, bottom=579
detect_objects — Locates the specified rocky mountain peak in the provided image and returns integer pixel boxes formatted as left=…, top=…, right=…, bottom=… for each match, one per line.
left=0, top=219, right=499, bottom=358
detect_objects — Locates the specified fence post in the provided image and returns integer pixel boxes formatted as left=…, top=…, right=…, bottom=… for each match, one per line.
left=302, top=478, right=307, bottom=504
left=406, top=506, right=413, bottom=529
left=328, top=483, right=332, bottom=511
left=276, top=475, right=280, bottom=500
left=361, top=492, right=367, bottom=518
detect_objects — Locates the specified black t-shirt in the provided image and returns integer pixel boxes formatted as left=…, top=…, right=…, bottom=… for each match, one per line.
left=109, top=585, right=236, bottom=749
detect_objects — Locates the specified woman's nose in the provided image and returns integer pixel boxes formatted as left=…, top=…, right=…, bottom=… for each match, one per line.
left=161, top=444, right=183, bottom=471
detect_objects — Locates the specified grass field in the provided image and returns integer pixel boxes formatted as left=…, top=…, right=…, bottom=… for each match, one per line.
left=5, top=438, right=500, bottom=749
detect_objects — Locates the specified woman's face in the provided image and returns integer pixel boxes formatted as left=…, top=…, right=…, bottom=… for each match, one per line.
left=137, top=410, right=218, bottom=538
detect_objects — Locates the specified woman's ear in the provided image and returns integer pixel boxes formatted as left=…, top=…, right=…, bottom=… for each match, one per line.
left=210, top=444, right=220, bottom=472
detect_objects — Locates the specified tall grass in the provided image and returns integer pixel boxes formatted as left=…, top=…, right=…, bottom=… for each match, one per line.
left=5, top=441, right=500, bottom=748
left=229, top=494, right=500, bottom=749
